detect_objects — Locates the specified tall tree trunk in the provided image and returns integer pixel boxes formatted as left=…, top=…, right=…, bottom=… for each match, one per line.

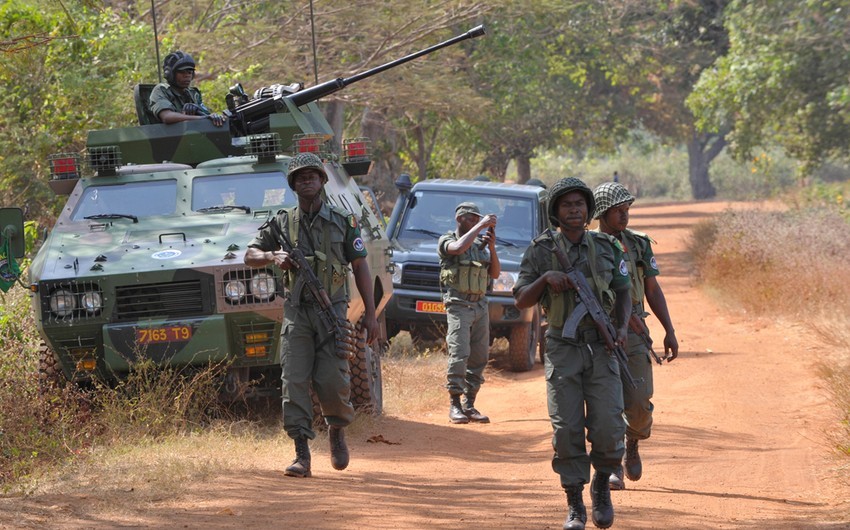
left=323, top=101, right=345, bottom=145
left=515, top=155, right=531, bottom=184
left=360, top=108, right=404, bottom=203
left=686, top=129, right=726, bottom=199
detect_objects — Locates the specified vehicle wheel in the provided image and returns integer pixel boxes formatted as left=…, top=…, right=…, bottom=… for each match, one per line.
left=38, top=342, right=66, bottom=394
left=349, top=322, right=384, bottom=414
left=508, top=308, right=539, bottom=372
left=538, top=318, right=548, bottom=364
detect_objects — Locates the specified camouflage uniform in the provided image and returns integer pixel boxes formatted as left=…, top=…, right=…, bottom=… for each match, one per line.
left=594, top=227, right=659, bottom=441
left=437, top=229, right=491, bottom=398
left=515, top=229, right=629, bottom=487
left=248, top=203, right=367, bottom=440
left=149, top=84, right=207, bottom=121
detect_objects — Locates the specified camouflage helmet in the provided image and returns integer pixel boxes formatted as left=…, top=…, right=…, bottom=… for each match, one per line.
left=287, top=152, right=328, bottom=188
left=548, top=177, right=594, bottom=226
left=163, top=51, right=196, bottom=85
left=592, top=182, right=635, bottom=220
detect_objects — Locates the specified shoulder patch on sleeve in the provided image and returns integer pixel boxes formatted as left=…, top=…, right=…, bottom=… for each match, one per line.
left=649, top=256, right=659, bottom=270
left=348, top=214, right=358, bottom=228
left=353, top=237, right=365, bottom=252
left=619, top=259, right=629, bottom=277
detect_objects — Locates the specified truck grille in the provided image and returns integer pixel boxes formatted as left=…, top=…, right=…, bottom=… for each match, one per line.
left=401, top=264, right=440, bottom=290
left=115, top=280, right=206, bottom=320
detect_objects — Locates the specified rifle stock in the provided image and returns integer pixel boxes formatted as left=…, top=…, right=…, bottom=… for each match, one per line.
left=537, top=229, right=638, bottom=389
left=628, top=312, right=664, bottom=365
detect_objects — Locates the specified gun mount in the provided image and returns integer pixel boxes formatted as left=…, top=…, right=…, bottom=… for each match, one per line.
left=87, top=25, right=485, bottom=167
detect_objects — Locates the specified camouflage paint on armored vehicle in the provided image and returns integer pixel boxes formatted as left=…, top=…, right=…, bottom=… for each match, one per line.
left=29, top=26, right=486, bottom=412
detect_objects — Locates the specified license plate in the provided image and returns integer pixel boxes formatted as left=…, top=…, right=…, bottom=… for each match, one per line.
left=415, top=300, right=446, bottom=314
left=136, top=325, right=193, bottom=344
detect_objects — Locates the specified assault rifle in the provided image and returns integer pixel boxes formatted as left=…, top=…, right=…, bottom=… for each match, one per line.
left=267, top=217, right=356, bottom=359
left=535, top=228, right=638, bottom=389
left=628, top=312, right=664, bottom=365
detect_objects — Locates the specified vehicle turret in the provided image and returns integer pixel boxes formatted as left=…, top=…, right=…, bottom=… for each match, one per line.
left=86, top=25, right=485, bottom=169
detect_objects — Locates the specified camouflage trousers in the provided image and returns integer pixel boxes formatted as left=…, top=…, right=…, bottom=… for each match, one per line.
left=545, top=330, right=625, bottom=488
left=623, top=331, right=654, bottom=440
left=280, top=300, right=354, bottom=440
left=445, top=299, right=490, bottom=396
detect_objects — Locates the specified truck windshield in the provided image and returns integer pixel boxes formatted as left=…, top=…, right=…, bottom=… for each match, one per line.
left=399, top=191, right=536, bottom=244
left=192, top=172, right=295, bottom=211
left=71, top=180, right=177, bottom=221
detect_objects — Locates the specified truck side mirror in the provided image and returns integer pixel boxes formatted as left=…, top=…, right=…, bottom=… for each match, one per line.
left=0, top=208, right=25, bottom=259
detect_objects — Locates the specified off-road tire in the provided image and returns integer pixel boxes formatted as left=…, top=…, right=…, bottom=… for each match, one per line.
left=38, top=342, right=66, bottom=394
left=349, top=323, right=384, bottom=414
left=539, top=318, right=548, bottom=364
left=508, top=308, right=540, bottom=372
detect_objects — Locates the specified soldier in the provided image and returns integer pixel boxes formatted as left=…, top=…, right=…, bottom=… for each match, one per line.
left=513, top=177, right=630, bottom=530
left=438, top=202, right=500, bottom=424
left=149, top=50, right=226, bottom=126
left=244, top=152, right=379, bottom=478
left=592, top=182, right=679, bottom=490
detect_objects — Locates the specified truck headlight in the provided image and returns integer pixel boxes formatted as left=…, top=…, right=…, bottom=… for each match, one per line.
left=224, top=280, right=247, bottom=301
left=80, top=290, right=103, bottom=314
left=49, top=289, right=77, bottom=317
left=250, top=271, right=276, bottom=300
left=491, top=271, right=518, bottom=293
left=391, top=262, right=403, bottom=285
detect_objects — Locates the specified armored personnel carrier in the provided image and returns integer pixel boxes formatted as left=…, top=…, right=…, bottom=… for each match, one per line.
left=27, top=26, right=485, bottom=412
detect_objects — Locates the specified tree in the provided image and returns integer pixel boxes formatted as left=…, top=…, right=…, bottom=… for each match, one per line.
left=689, top=0, right=850, bottom=178
left=598, top=0, right=731, bottom=199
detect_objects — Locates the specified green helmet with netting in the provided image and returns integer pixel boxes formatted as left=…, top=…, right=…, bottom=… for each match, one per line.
left=287, top=152, right=328, bottom=188
left=592, top=182, right=636, bottom=220
left=548, top=177, right=594, bottom=226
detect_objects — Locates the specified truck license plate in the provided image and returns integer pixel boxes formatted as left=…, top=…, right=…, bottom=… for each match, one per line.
left=136, top=325, right=193, bottom=344
left=415, top=301, right=446, bottom=314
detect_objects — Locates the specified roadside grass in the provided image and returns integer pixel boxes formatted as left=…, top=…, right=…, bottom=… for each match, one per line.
left=688, top=193, right=850, bottom=468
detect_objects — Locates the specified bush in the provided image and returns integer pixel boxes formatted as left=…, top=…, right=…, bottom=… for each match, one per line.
left=0, top=285, right=226, bottom=491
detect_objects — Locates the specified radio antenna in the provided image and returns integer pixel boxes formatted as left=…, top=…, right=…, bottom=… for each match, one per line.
left=151, top=0, right=163, bottom=82
left=309, top=0, right=319, bottom=86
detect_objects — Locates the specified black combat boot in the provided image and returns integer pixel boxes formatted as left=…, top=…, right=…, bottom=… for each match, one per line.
left=609, top=464, right=625, bottom=491
left=329, top=426, right=349, bottom=470
left=284, top=436, right=311, bottom=478
left=563, top=485, right=587, bottom=530
left=624, top=437, right=642, bottom=481
left=449, top=394, right=469, bottom=424
left=462, top=393, right=490, bottom=423
left=590, top=472, right=614, bottom=529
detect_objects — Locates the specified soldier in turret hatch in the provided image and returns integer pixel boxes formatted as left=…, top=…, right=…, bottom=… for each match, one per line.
left=149, top=50, right=226, bottom=127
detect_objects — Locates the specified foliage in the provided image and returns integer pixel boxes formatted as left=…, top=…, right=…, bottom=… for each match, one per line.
left=529, top=136, right=804, bottom=200
left=0, top=285, right=225, bottom=490
left=690, top=0, right=850, bottom=177
left=687, top=206, right=850, bottom=317
left=0, top=1, right=157, bottom=222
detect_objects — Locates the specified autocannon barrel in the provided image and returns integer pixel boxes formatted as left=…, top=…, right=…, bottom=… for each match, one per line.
left=287, top=25, right=486, bottom=108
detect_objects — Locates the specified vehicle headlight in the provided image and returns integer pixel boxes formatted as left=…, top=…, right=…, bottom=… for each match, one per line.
left=491, top=271, right=518, bottom=293
left=224, top=280, right=247, bottom=301
left=250, top=271, right=276, bottom=300
left=49, top=289, right=77, bottom=317
left=391, top=262, right=403, bottom=285
left=80, top=290, right=102, bottom=314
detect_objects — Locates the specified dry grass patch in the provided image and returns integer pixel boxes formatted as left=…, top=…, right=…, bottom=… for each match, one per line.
left=689, top=205, right=850, bottom=472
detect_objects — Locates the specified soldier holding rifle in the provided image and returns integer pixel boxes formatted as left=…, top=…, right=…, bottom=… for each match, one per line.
left=245, top=152, right=379, bottom=478
left=592, top=182, right=679, bottom=490
left=513, top=177, right=631, bottom=530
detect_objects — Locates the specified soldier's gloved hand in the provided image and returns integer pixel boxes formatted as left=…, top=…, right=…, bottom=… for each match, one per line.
left=182, top=103, right=206, bottom=116
left=206, top=113, right=226, bottom=127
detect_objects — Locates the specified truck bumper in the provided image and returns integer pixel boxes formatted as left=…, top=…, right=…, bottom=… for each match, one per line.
left=386, top=287, right=532, bottom=338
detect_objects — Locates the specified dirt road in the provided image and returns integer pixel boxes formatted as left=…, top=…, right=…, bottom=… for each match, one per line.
left=4, top=201, right=850, bottom=529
